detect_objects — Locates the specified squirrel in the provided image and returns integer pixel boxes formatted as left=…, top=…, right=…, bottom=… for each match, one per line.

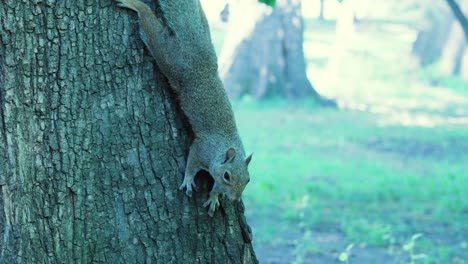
left=115, top=0, right=252, bottom=216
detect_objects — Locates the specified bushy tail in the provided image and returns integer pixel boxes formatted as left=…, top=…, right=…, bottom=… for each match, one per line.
left=116, top=0, right=165, bottom=61
left=115, top=0, right=151, bottom=14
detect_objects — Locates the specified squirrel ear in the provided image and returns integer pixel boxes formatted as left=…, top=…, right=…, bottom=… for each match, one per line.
left=245, top=153, right=253, bottom=166
left=224, top=148, right=236, bottom=163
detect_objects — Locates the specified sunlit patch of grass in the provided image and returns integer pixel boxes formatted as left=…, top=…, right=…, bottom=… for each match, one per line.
left=302, top=19, right=467, bottom=128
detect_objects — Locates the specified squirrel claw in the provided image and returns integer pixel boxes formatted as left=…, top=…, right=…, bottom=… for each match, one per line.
left=203, top=196, right=220, bottom=217
left=179, top=179, right=196, bottom=197
left=178, top=183, right=185, bottom=191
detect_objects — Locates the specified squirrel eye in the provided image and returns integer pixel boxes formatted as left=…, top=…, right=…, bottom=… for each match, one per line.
left=223, top=172, right=230, bottom=182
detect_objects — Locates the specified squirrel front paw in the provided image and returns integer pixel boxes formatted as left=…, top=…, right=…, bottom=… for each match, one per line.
left=179, top=177, right=197, bottom=197
left=203, top=194, right=220, bottom=217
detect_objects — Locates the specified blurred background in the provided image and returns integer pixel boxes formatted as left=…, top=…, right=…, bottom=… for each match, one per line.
left=202, top=0, right=467, bottom=263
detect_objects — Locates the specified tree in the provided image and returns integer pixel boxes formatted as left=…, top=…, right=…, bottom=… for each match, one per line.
left=439, top=15, right=468, bottom=77
left=219, top=0, right=335, bottom=105
left=319, top=0, right=325, bottom=21
left=411, top=0, right=468, bottom=73
left=439, top=0, right=468, bottom=79
left=0, top=1, right=257, bottom=263
left=326, top=0, right=355, bottom=78
left=445, top=0, right=468, bottom=41
left=411, top=2, right=454, bottom=67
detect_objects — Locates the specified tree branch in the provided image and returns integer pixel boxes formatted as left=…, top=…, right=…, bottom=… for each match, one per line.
left=445, top=0, right=468, bottom=42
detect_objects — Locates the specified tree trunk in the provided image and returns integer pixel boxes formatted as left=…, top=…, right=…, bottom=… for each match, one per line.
left=319, top=0, right=325, bottom=21
left=439, top=0, right=468, bottom=77
left=326, top=0, right=355, bottom=78
left=0, top=1, right=256, bottom=263
left=459, top=47, right=468, bottom=79
left=445, top=0, right=468, bottom=41
left=219, top=0, right=335, bottom=105
left=439, top=20, right=468, bottom=75
left=411, top=4, right=453, bottom=66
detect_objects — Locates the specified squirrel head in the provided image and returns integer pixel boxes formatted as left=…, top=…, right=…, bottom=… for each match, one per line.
left=213, top=147, right=252, bottom=201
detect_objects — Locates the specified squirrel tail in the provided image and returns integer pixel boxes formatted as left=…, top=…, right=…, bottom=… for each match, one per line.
left=115, top=0, right=151, bottom=14
left=116, top=0, right=167, bottom=60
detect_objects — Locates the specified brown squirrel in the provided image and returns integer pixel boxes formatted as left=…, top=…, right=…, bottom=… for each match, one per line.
left=116, top=0, right=252, bottom=216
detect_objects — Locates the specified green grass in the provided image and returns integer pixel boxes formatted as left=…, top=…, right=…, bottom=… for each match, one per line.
left=233, top=99, right=467, bottom=262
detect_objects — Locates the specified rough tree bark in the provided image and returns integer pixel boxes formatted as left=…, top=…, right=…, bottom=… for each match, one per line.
left=0, top=1, right=257, bottom=263
left=219, top=0, right=334, bottom=105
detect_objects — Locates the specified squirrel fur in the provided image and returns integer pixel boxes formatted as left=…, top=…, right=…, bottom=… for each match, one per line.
left=116, top=0, right=252, bottom=216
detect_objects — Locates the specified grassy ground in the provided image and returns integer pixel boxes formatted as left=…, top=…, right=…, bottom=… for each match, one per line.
left=211, top=17, right=467, bottom=264
left=235, top=100, right=467, bottom=263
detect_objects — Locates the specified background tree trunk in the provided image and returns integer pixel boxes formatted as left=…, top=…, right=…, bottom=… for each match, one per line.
left=326, top=0, right=355, bottom=78
left=439, top=0, right=468, bottom=79
left=439, top=19, right=468, bottom=76
left=0, top=1, right=256, bottom=263
left=219, top=0, right=335, bottom=105
left=319, top=0, right=325, bottom=21
left=445, top=0, right=468, bottom=41
left=459, top=46, right=468, bottom=79
left=411, top=3, right=453, bottom=67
